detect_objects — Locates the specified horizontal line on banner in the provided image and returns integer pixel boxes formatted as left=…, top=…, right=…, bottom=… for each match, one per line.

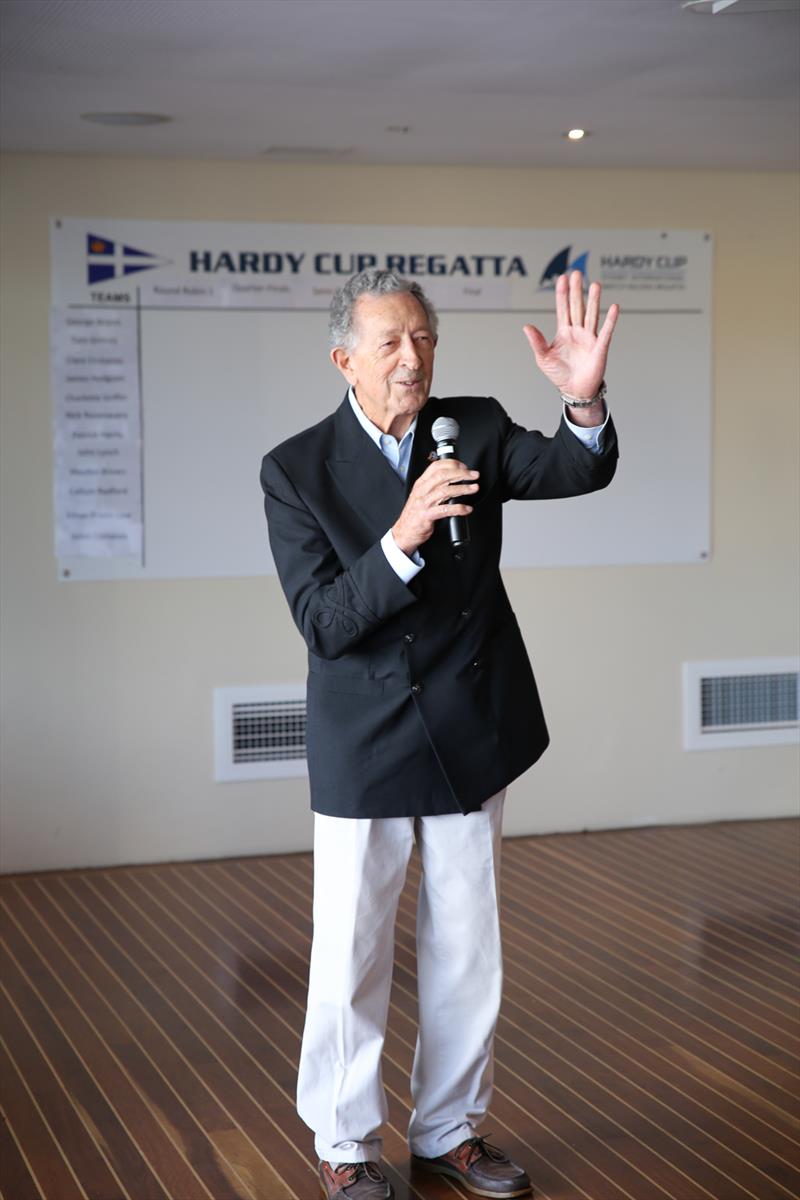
left=64, top=304, right=705, bottom=315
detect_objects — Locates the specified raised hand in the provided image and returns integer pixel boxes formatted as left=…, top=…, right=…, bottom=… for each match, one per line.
left=523, top=270, right=619, bottom=401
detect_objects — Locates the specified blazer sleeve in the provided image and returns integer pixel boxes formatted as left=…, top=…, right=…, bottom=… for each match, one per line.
left=491, top=398, right=619, bottom=502
left=261, top=451, right=418, bottom=660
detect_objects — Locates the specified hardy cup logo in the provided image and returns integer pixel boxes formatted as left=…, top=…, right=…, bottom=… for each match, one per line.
left=538, top=245, right=589, bottom=290
left=86, top=234, right=169, bottom=285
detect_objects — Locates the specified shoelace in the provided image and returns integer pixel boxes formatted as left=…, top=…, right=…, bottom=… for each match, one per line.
left=460, top=1134, right=508, bottom=1168
left=336, top=1161, right=385, bottom=1185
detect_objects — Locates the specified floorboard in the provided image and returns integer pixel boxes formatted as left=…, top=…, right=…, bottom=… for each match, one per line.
left=2, top=819, right=798, bottom=1200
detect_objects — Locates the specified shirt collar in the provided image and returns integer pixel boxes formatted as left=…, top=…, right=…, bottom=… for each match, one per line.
left=348, top=387, right=418, bottom=447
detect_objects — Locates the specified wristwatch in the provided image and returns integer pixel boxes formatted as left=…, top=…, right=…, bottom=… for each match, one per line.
left=560, top=380, right=607, bottom=409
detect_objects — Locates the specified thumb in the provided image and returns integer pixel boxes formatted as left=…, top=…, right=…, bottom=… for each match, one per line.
left=523, top=324, right=549, bottom=358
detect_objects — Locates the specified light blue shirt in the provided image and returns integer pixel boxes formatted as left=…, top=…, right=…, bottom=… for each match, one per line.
left=347, top=387, right=609, bottom=583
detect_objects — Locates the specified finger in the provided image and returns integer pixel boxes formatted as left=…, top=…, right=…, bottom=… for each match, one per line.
left=416, top=469, right=477, bottom=506
left=416, top=461, right=472, bottom=492
left=439, top=480, right=479, bottom=504
left=555, top=273, right=570, bottom=329
left=597, top=302, right=620, bottom=352
left=420, top=463, right=478, bottom=492
left=417, top=478, right=478, bottom=508
left=430, top=503, right=473, bottom=521
left=569, top=270, right=585, bottom=327
left=423, top=458, right=476, bottom=476
left=584, top=281, right=600, bottom=334
left=522, top=324, right=549, bottom=358
left=441, top=461, right=477, bottom=477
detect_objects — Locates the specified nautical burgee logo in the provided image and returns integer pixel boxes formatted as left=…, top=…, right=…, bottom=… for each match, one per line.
left=86, top=234, right=170, bottom=285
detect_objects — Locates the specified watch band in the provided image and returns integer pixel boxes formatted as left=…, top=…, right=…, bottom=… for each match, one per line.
left=560, top=380, right=607, bottom=409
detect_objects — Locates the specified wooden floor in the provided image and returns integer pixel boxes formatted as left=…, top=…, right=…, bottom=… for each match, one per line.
left=1, top=819, right=798, bottom=1200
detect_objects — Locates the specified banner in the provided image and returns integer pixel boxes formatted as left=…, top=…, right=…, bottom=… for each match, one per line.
left=49, top=218, right=711, bottom=577
left=51, top=217, right=704, bottom=314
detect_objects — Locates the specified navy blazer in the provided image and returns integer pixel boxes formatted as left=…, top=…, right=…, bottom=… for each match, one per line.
left=261, top=393, right=617, bottom=818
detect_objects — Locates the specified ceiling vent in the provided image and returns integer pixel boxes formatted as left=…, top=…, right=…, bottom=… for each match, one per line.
left=261, top=145, right=354, bottom=159
left=214, top=685, right=307, bottom=781
left=683, top=658, right=799, bottom=750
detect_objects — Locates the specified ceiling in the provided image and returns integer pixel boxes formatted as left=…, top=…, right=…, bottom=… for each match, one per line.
left=1, top=0, right=798, bottom=170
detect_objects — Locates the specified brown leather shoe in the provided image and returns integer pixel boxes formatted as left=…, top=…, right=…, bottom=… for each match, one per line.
left=318, top=1159, right=394, bottom=1199
left=411, top=1134, right=532, bottom=1197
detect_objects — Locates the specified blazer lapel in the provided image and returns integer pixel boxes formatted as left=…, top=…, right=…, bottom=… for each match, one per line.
left=325, top=395, right=407, bottom=539
left=405, top=398, right=438, bottom=496
left=326, top=394, right=456, bottom=539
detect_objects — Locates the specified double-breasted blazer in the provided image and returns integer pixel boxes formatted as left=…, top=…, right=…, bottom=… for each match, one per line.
left=260, top=393, right=617, bottom=818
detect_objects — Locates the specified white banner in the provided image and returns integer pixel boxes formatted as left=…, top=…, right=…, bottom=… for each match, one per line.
left=49, top=218, right=711, bottom=579
left=51, top=217, right=705, bottom=313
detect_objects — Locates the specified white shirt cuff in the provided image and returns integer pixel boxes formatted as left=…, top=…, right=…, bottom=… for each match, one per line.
left=563, top=402, right=610, bottom=456
left=381, top=529, right=425, bottom=583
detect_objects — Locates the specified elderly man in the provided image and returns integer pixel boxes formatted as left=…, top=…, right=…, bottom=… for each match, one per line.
left=261, top=268, right=618, bottom=1199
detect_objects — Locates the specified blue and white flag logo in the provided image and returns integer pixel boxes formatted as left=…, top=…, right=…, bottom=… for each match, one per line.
left=538, top=245, right=589, bottom=290
left=86, top=234, right=169, bottom=285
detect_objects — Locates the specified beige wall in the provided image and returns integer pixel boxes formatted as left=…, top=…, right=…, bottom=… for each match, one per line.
left=1, top=153, right=798, bottom=873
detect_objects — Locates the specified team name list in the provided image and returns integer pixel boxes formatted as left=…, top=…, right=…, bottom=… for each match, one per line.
left=51, top=309, right=142, bottom=558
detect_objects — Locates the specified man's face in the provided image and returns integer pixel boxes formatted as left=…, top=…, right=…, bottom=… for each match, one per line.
left=331, top=291, right=436, bottom=436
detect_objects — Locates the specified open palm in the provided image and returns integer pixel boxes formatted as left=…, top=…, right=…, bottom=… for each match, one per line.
left=523, top=270, right=619, bottom=399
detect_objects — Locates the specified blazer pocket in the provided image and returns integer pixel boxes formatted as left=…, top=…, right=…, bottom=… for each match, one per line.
left=307, top=672, right=406, bottom=696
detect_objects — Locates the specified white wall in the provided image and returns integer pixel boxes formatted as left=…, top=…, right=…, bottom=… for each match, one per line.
left=1, top=154, right=798, bottom=873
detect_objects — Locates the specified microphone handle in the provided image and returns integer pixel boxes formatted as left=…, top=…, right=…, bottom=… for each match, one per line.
left=448, top=512, right=470, bottom=549
left=435, top=440, right=471, bottom=549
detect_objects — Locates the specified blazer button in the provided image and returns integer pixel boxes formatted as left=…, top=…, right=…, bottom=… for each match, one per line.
left=403, top=633, right=416, bottom=644
left=411, top=682, right=423, bottom=695
left=460, top=608, right=472, bottom=619
left=472, top=657, right=483, bottom=670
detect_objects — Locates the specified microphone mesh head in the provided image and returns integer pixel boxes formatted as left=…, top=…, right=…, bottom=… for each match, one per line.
left=432, top=416, right=460, bottom=443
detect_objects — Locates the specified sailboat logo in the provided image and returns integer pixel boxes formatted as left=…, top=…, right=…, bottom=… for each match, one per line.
left=86, top=234, right=170, bottom=285
left=538, top=245, right=589, bottom=290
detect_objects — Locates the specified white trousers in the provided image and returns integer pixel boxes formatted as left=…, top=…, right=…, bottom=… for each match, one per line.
left=296, top=791, right=505, bottom=1164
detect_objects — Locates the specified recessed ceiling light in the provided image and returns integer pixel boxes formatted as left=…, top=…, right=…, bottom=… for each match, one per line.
left=80, top=112, right=172, bottom=126
left=682, top=0, right=800, bottom=11
left=682, top=0, right=739, bottom=10
left=564, top=129, right=590, bottom=141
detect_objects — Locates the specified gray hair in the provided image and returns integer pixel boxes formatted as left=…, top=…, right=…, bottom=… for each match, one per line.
left=328, top=269, right=438, bottom=350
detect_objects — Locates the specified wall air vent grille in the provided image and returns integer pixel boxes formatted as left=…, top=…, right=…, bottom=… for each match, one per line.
left=233, top=699, right=306, bottom=763
left=214, top=685, right=308, bottom=781
left=701, top=673, right=797, bottom=730
left=683, top=658, right=799, bottom=750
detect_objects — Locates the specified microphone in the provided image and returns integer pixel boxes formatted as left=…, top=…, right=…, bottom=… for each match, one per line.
left=431, top=416, right=471, bottom=549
